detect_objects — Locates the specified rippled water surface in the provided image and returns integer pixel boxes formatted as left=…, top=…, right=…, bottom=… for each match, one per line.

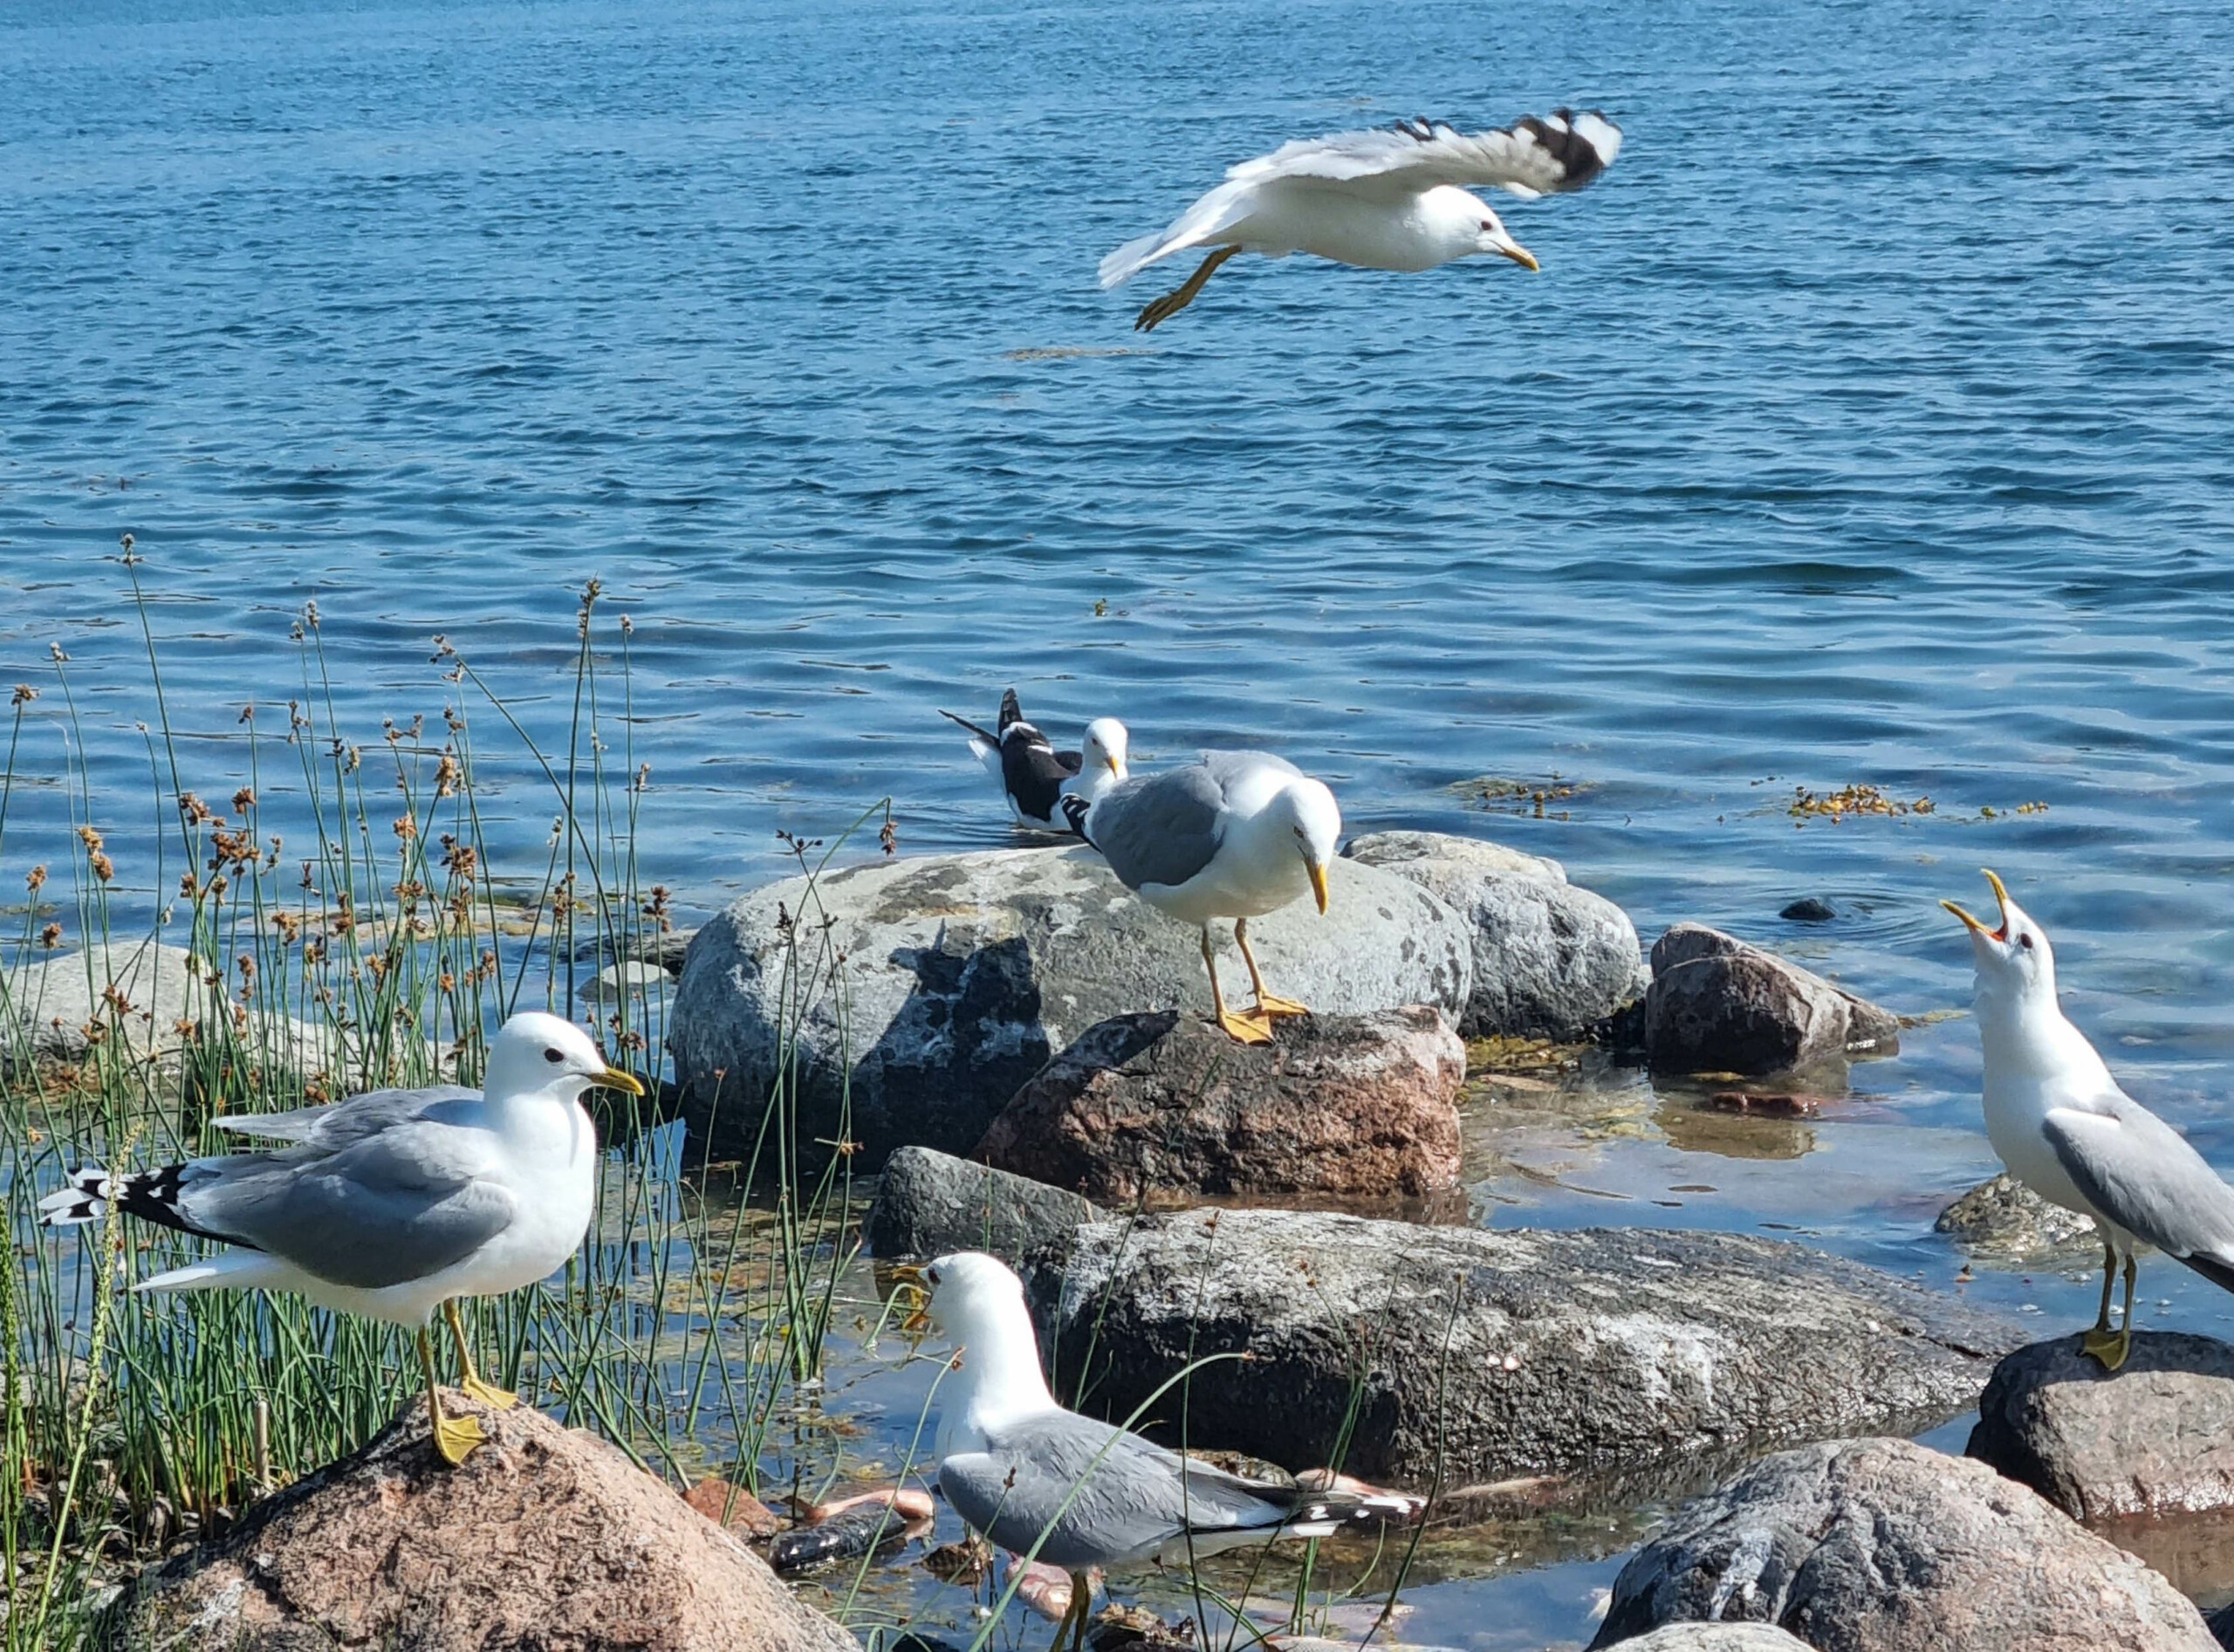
left=6, top=0, right=2234, bottom=1642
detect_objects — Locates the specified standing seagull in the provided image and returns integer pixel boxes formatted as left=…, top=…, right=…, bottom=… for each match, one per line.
left=1062, top=751, right=1339, bottom=1044
left=1944, top=870, right=2234, bottom=1370
left=39, top=1011, right=644, bottom=1463
left=1100, top=108, right=1622, bottom=331
left=941, top=689, right=1129, bottom=830
left=915, top=1251, right=1422, bottom=1652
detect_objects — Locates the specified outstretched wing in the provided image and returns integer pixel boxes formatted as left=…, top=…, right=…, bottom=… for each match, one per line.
left=2044, top=1092, right=2234, bottom=1286
left=1233, top=110, right=1621, bottom=201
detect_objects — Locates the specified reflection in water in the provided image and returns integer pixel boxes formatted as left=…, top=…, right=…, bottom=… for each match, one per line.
left=1651, top=1100, right=1817, bottom=1162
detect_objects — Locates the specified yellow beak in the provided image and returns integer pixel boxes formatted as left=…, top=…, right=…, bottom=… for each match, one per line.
left=1939, top=868, right=2011, bottom=942
left=1497, top=243, right=1540, bottom=271
left=1307, top=861, right=1331, bottom=915
left=596, top=1066, right=647, bottom=1098
left=1105, top=756, right=1122, bottom=777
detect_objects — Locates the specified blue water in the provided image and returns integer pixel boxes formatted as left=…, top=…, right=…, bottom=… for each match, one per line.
left=6, top=0, right=2234, bottom=1640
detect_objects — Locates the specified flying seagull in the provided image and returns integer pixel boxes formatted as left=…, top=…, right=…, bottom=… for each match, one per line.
left=940, top=689, right=1129, bottom=829
left=40, top=1011, right=644, bottom=1464
left=911, top=1251, right=1422, bottom=1652
left=1100, top=108, right=1622, bottom=331
left=1945, top=869, right=2234, bottom=1370
left=1062, top=750, right=1339, bottom=1044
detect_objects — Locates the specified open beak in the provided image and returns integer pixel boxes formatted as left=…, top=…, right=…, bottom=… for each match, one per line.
left=1307, top=861, right=1331, bottom=915
left=1939, top=868, right=2011, bottom=943
left=596, top=1066, right=647, bottom=1097
left=1496, top=241, right=1540, bottom=271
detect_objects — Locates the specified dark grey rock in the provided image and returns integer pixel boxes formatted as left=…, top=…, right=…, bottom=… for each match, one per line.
left=1968, top=1333, right=2234, bottom=1521
left=2211, top=1601, right=2234, bottom=1652
left=1025, top=1208, right=2022, bottom=1489
left=668, top=846, right=1471, bottom=1166
left=1591, top=1436, right=2214, bottom=1652
left=1643, top=924, right=1899, bottom=1076
left=1935, top=1172, right=2098, bottom=1260
left=1344, top=830, right=1647, bottom=1039
left=975, top=1005, right=1463, bottom=1204
left=1778, top=898, right=1836, bottom=922
left=572, top=928, right=696, bottom=974
left=865, top=1146, right=1101, bottom=1265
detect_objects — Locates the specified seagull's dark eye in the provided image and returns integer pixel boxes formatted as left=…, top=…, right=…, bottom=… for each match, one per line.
left=2018, top=934, right=2035, bottom=950
left=544, top=1046, right=565, bottom=1064
left=926, top=1266, right=942, bottom=1285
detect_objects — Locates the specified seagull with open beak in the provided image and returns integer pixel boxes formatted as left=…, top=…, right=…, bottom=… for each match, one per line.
left=1944, top=868, right=2234, bottom=1369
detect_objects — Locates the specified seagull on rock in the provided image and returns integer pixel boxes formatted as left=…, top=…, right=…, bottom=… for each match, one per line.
left=1062, top=751, right=1339, bottom=1045
left=39, top=1011, right=644, bottom=1464
left=1100, top=108, right=1622, bottom=331
left=942, top=689, right=1129, bottom=830
left=911, top=1251, right=1422, bottom=1652
left=1945, top=869, right=2234, bottom=1370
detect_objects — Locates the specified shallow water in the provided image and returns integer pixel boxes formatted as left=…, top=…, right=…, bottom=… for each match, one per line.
left=6, top=0, right=2234, bottom=1642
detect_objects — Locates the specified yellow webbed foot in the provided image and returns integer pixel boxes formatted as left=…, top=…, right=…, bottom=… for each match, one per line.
left=460, top=1375, right=518, bottom=1411
left=2080, top=1326, right=2131, bottom=1372
left=1215, top=1008, right=1275, bottom=1045
left=1252, top=994, right=1311, bottom=1019
left=431, top=1408, right=489, bottom=1467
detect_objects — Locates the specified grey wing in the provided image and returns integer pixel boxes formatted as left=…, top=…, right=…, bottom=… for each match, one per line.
left=2043, top=1095, right=2234, bottom=1268
left=943, top=1412, right=1292, bottom=1566
left=1086, top=763, right=1227, bottom=891
left=173, top=1119, right=517, bottom=1290
left=1233, top=110, right=1622, bottom=201
left=208, top=1086, right=479, bottom=1147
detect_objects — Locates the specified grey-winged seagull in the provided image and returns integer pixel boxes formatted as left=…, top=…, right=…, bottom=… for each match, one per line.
left=39, top=1010, right=644, bottom=1463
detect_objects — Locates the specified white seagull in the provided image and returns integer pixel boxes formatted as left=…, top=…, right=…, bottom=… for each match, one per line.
left=39, top=1011, right=644, bottom=1463
left=1062, top=751, right=1340, bottom=1044
left=1100, top=108, right=1622, bottom=331
left=911, top=1251, right=1422, bottom=1652
left=1945, top=869, right=2234, bottom=1370
left=941, top=689, right=1129, bottom=830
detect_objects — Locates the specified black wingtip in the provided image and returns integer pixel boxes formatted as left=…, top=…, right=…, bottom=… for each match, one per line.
left=1059, top=793, right=1094, bottom=844
left=997, top=688, right=1024, bottom=731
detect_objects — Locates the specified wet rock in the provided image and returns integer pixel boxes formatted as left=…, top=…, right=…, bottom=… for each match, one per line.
left=670, top=845, right=1471, bottom=1166
left=1344, top=830, right=1646, bottom=1038
left=1967, top=1333, right=2234, bottom=1520
left=1590, top=1436, right=2213, bottom=1652
left=682, top=1476, right=785, bottom=1537
left=1027, top=1208, right=2022, bottom=1489
left=975, top=1005, right=1463, bottom=1203
left=2211, top=1602, right=2234, bottom=1651
left=767, top=1489, right=934, bottom=1574
left=1642, top=924, right=1898, bottom=1076
left=867, top=1145, right=1103, bottom=1263
left=1934, top=1171, right=2098, bottom=1259
left=1778, top=898, right=1836, bottom=922
left=579, top=959, right=670, bottom=1004
left=2, top=940, right=436, bottom=1088
left=1608, top=1628, right=1816, bottom=1651
left=117, top=1388, right=859, bottom=1651
left=573, top=928, right=696, bottom=974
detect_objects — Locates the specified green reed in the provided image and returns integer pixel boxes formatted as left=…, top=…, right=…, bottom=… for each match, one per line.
left=0, top=566, right=866, bottom=1648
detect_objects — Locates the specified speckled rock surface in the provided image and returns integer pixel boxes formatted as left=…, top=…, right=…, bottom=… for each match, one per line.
left=865, top=1145, right=1102, bottom=1264
left=1643, top=924, right=1899, bottom=1077
left=1936, top=1171, right=2099, bottom=1260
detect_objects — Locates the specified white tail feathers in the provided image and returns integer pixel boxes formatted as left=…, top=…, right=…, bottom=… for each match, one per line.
left=38, top=1166, right=115, bottom=1227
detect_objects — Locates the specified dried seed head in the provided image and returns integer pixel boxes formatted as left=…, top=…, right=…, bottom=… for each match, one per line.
left=26, top=864, right=46, bottom=893
left=10, top=684, right=35, bottom=707
left=40, top=922, right=61, bottom=949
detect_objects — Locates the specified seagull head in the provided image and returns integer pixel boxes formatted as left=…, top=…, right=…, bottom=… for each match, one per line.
left=1943, top=868, right=2057, bottom=1004
left=912, top=1251, right=1052, bottom=1413
left=1273, top=777, right=1342, bottom=913
left=1081, top=716, right=1130, bottom=784
left=483, top=1010, right=646, bottom=1103
left=1472, top=205, right=1538, bottom=271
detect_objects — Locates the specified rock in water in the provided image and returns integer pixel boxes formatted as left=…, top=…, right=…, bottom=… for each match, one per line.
left=1778, top=898, right=1836, bottom=922
left=1027, top=1208, right=2021, bottom=1488
left=670, top=845, right=1471, bottom=1165
left=117, top=1390, right=860, bottom=1652
left=867, top=1145, right=1103, bottom=1263
left=1935, top=1171, right=2099, bottom=1261
left=975, top=1005, right=1464, bottom=1203
left=1968, top=1333, right=2234, bottom=1521
left=1642, top=923, right=1900, bottom=1076
left=1590, top=1436, right=2215, bottom=1652
left=1344, top=830, right=1647, bottom=1038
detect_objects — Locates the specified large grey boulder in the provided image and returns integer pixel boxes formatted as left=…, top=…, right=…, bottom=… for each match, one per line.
left=1590, top=1436, right=2214, bottom=1651
left=975, top=1005, right=1463, bottom=1204
left=1024, top=1208, right=2022, bottom=1489
left=1968, top=1333, right=2234, bottom=1520
left=866, top=1146, right=1102, bottom=1265
left=1344, top=830, right=1647, bottom=1038
left=668, top=846, right=1470, bottom=1166
left=1643, top=925, right=1900, bottom=1077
